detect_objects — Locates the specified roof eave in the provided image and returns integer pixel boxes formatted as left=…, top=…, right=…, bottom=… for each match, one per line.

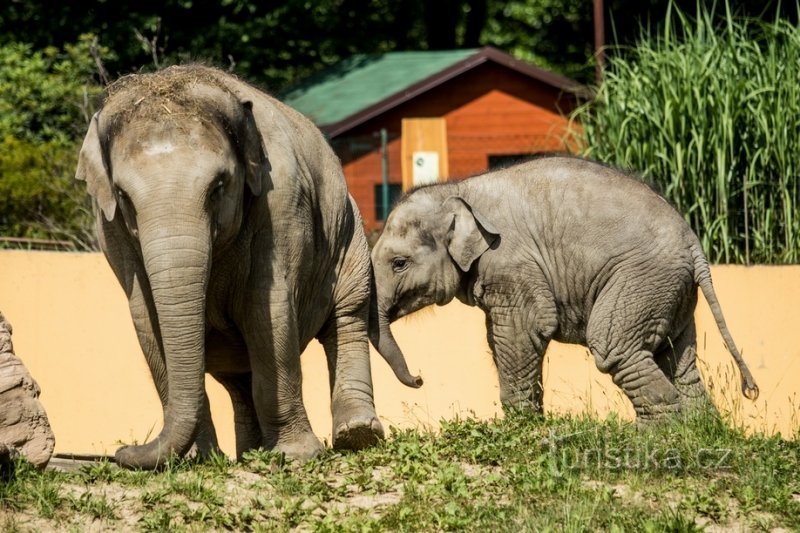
left=321, top=46, right=587, bottom=139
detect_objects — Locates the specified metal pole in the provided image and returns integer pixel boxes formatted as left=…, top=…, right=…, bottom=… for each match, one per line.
left=594, top=0, right=605, bottom=86
left=380, top=128, right=389, bottom=221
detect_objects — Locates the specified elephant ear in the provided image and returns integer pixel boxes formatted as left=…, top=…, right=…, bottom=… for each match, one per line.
left=442, top=196, right=500, bottom=272
left=240, top=100, right=268, bottom=196
left=75, top=112, right=116, bottom=221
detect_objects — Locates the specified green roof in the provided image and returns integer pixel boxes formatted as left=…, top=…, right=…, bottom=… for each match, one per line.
left=281, top=49, right=478, bottom=128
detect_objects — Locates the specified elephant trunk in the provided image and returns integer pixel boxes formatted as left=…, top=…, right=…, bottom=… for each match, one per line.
left=116, top=218, right=211, bottom=469
left=368, top=275, right=423, bottom=388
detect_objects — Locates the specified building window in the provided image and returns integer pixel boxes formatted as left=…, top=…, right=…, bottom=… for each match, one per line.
left=488, top=153, right=539, bottom=169
left=374, top=184, right=402, bottom=221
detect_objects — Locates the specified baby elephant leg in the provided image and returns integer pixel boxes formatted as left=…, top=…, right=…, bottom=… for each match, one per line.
left=591, top=345, right=681, bottom=421
left=486, top=311, right=549, bottom=414
left=588, top=279, right=684, bottom=421
left=654, top=322, right=713, bottom=412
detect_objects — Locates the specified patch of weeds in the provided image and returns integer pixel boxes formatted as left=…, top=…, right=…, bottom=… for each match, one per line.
left=77, top=459, right=122, bottom=483
left=197, top=449, right=233, bottom=473
left=168, top=472, right=222, bottom=505
left=679, top=481, right=730, bottom=523
left=314, top=511, right=383, bottom=533
left=230, top=504, right=259, bottom=530
left=140, top=487, right=170, bottom=509
left=0, top=458, right=33, bottom=510
left=29, top=476, right=63, bottom=519
left=69, top=491, right=117, bottom=520
left=644, top=508, right=706, bottom=532
left=273, top=494, right=314, bottom=529
left=383, top=431, right=442, bottom=480
left=139, top=507, right=175, bottom=532
left=172, top=500, right=231, bottom=529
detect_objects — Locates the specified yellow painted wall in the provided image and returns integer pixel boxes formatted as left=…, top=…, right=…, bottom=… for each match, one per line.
left=0, top=250, right=796, bottom=458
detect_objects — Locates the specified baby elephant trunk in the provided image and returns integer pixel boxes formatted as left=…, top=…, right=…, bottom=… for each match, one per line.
left=367, top=279, right=423, bottom=388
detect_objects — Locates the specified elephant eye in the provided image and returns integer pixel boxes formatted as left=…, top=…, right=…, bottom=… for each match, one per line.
left=209, top=177, right=225, bottom=199
left=391, top=257, right=409, bottom=272
left=115, top=186, right=128, bottom=201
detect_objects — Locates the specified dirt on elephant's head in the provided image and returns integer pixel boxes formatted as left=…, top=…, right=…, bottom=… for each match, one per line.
left=101, top=65, right=240, bottom=132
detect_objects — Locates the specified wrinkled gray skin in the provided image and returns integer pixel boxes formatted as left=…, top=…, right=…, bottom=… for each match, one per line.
left=76, top=65, right=404, bottom=469
left=371, top=156, right=759, bottom=420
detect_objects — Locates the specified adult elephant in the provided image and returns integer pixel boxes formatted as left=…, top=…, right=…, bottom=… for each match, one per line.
left=76, top=65, right=413, bottom=469
left=370, top=156, right=759, bottom=420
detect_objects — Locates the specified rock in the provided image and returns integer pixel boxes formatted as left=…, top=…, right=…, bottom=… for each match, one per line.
left=0, top=311, right=55, bottom=469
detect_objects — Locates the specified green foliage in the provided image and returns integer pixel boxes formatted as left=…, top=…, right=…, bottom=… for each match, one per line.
left=0, top=35, right=105, bottom=248
left=573, top=3, right=800, bottom=264
left=0, top=34, right=107, bottom=142
left=482, top=0, right=594, bottom=81
left=0, top=136, right=94, bottom=248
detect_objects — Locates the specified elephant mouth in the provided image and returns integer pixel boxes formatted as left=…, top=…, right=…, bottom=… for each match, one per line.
left=390, top=295, right=436, bottom=323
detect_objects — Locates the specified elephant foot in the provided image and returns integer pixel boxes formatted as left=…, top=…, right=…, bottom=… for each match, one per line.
left=266, top=429, right=324, bottom=462
left=633, top=401, right=682, bottom=424
left=115, top=441, right=179, bottom=470
left=333, top=415, right=384, bottom=451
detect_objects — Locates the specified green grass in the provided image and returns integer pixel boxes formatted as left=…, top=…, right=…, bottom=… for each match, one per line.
left=0, top=409, right=798, bottom=531
left=571, top=1, right=800, bottom=264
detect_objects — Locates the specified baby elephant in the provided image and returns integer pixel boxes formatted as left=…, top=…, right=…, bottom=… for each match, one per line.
left=370, top=156, right=759, bottom=420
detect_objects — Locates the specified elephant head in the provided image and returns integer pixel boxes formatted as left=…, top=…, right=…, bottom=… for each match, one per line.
left=76, top=67, right=268, bottom=468
left=369, top=190, right=499, bottom=387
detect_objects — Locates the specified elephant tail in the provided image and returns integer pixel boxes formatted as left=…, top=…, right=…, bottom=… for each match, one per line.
left=692, top=243, right=759, bottom=401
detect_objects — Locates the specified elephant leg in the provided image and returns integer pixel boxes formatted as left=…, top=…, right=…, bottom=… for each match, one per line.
left=206, top=330, right=259, bottom=459
left=654, top=321, right=713, bottom=412
left=587, top=284, right=681, bottom=421
left=128, top=275, right=221, bottom=459
left=99, top=221, right=219, bottom=459
left=602, top=349, right=682, bottom=420
left=319, top=314, right=384, bottom=452
left=212, top=373, right=261, bottom=459
left=485, top=310, right=549, bottom=414
left=188, top=394, right=220, bottom=459
left=244, top=291, right=322, bottom=461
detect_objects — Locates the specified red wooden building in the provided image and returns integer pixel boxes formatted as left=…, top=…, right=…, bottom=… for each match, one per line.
left=282, top=47, right=584, bottom=232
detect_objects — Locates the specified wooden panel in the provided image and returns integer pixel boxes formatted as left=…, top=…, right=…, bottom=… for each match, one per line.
left=400, top=118, right=449, bottom=191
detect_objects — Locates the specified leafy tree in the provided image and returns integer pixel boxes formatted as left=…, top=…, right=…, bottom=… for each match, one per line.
left=0, top=35, right=107, bottom=248
left=1, top=1, right=797, bottom=90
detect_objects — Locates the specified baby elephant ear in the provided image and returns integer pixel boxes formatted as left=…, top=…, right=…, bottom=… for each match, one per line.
left=75, top=113, right=116, bottom=221
left=240, top=100, right=267, bottom=196
left=442, top=196, right=499, bottom=272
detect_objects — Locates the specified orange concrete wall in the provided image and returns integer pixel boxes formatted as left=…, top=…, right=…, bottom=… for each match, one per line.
left=0, top=251, right=796, bottom=458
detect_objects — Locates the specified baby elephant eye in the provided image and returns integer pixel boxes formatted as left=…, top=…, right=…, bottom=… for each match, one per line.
left=391, top=257, right=409, bottom=272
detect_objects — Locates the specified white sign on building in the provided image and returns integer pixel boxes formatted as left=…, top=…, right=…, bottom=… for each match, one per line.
left=412, top=151, right=440, bottom=186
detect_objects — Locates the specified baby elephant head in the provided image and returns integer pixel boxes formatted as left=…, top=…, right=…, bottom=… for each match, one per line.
left=369, top=190, right=499, bottom=387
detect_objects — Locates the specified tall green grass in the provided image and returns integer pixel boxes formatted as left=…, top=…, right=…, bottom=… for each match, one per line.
left=573, top=3, right=800, bottom=264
